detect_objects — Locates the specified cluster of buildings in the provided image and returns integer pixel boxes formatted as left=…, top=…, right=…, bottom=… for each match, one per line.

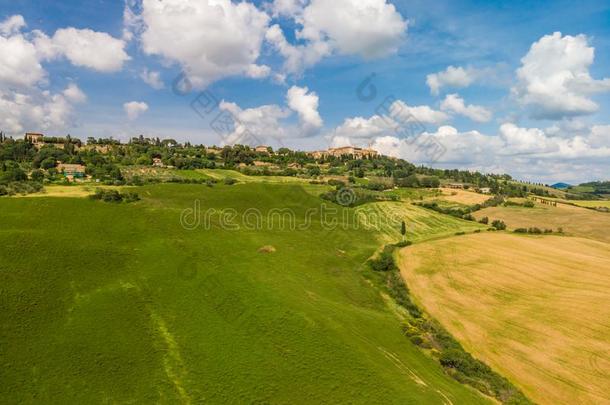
left=25, top=133, right=111, bottom=153
left=24, top=134, right=380, bottom=160
left=308, top=146, right=379, bottom=159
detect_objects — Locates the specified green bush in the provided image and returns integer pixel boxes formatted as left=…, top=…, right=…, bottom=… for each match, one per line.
left=409, top=335, right=424, bottom=346
left=90, top=188, right=139, bottom=203
left=368, top=249, right=396, bottom=272
left=491, top=220, right=506, bottom=230
left=327, top=179, right=345, bottom=187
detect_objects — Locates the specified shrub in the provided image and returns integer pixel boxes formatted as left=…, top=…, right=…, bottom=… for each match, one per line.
left=223, top=178, right=237, bottom=185
left=527, top=227, right=542, bottom=234
left=523, top=200, right=535, bottom=208
left=394, top=240, right=412, bottom=248
left=462, top=214, right=475, bottom=221
left=123, top=192, right=141, bottom=203
left=514, top=228, right=528, bottom=233
left=478, top=216, right=489, bottom=224
left=327, top=179, right=345, bottom=187
left=410, top=335, right=424, bottom=346
left=364, top=182, right=390, bottom=191
left=368, top=250, right=396, bottom=272
left=491, top=220, right=506, bottom=230
left=90, top=188, right=139, bottom=203
left=30, top=169, right=45, bottom=182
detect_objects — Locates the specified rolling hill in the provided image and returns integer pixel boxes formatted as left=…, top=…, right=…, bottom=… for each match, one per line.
left=0, top=183, right=490, bottom=404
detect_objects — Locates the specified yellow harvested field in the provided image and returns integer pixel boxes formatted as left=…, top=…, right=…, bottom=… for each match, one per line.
left=474, top=202, right=610, bottom=243
left=569, top=200, right=610, bottom=209
left=437, top=188, right=490, bottom=205
left=399, top=233, right=610, bottom=405
left=19, top=185, right=130, bottom=198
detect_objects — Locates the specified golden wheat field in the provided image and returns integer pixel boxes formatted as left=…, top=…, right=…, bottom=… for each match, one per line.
left=437, top=188, right=491, bottom=205
left=474, top=201, right=610, bottom=243
left=398, top=233, right=610, bottom=405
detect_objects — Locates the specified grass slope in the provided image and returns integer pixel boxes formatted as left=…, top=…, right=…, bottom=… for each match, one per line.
left=0, top=183, right=488, bottom=404
left=356, top=201, right=486, bottom=244
left=399, top=233, right=610, bottom=405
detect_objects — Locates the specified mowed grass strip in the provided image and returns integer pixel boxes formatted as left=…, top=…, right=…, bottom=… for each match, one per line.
left=356, top=201, right=486, bottom=244
left=399, top=233, right=610, bottom=405
left=474, top=201, right=610, bottom=243
left=197, top=168, right=311, bottom=183
left=0, top=183, right=489, bottom=404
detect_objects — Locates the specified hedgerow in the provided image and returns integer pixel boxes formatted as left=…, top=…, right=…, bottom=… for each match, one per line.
left=367, top=243, right=532, bottom=404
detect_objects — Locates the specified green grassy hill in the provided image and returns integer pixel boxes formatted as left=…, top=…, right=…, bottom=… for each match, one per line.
left=0, top=183, right=489, bottom=404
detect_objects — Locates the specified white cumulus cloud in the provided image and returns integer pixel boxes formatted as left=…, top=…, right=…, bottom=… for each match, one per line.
left=0, top=31, right=46, bottom=88
left=133, top=0, right=270, bottom=88
left=513, top=32, right=610, bottom=119
left=267, top=0, right=407, bottom=74
left=0, top=15, right=26, bottom=36
left=286, top=85, right=323, bottom=135
left=219, top=101, right=290, bottom=146
left=34, top=28, right=130, bottom=72
left=140, top=68, right=164, bottom=89
left=62, top=83, right=87, bottom=103
left=440, top=93, right=492, bottom=122
left=124, top=101, right=149, bottom=120
left=390, top=100, right=450, bottom=125
left=426, top=66, right=476, bottom=96
left=0, top=85, right=85, bottom=135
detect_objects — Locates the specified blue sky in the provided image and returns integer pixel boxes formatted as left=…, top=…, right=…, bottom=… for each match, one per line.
left=1, top=0, right=609, bottom=183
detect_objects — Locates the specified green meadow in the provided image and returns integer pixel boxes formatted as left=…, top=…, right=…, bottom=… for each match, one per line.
left=0, top=183, right=489, bottom=404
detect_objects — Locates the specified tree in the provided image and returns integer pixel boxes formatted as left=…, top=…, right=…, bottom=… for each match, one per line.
left=307, top=166, right=321, bottom=177
left=30, top=169, right=44, bottom=182
left=41, top=157, right=56, bottom=170
left=395, top=174, right=419, bottom=188
left=420, top=176, right=440, bottom=188
left=400, top=221, right=407, bottom=240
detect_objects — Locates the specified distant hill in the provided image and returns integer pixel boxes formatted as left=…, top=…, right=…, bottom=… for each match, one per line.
left=551, top=182, right=571, bottom=189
